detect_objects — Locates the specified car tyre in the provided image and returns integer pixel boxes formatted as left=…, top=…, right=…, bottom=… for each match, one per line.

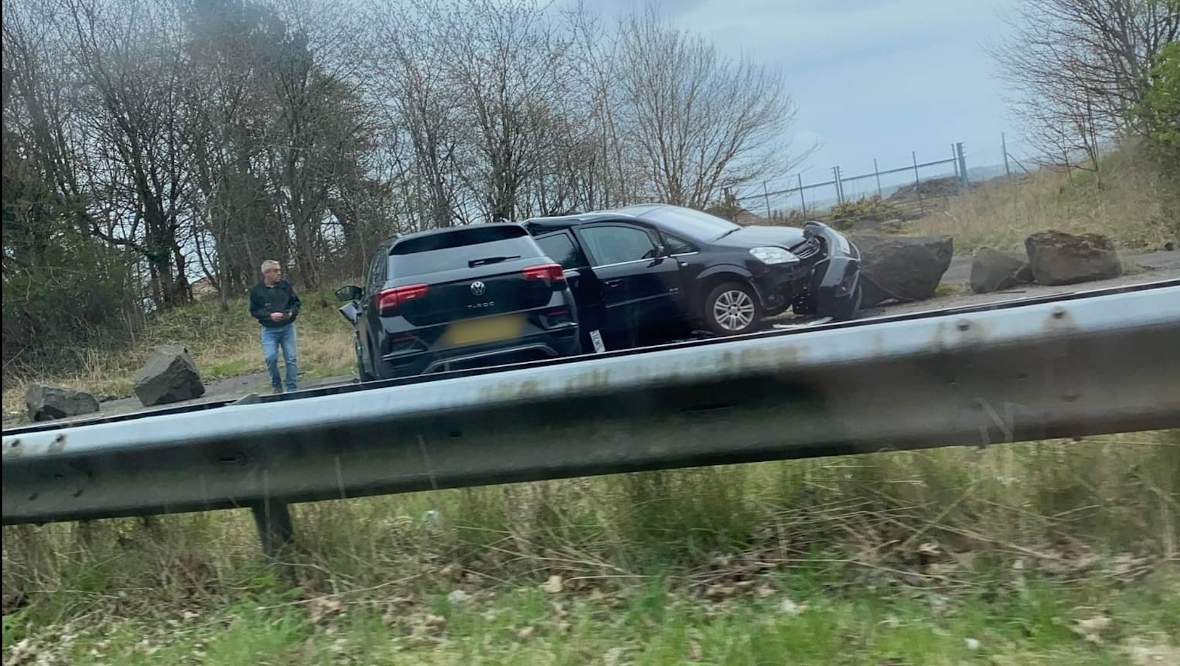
left=704, top=281, right=763, bottom=336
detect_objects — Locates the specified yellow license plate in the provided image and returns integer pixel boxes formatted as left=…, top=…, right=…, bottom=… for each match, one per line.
left=446, top=316, right=524, bottom=346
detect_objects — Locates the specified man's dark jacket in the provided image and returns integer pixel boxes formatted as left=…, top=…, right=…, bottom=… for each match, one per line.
left=249, top=279, right=302, bottom=328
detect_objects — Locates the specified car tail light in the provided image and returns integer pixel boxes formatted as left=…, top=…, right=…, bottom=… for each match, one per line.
left=540, top=307, right=571, bottom=329
left=377, top=284, right=428, bottom=314
left=522, top=263, right=565, bottom=282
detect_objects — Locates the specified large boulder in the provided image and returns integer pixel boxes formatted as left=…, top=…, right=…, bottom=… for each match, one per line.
left=1024, top=230, right=1122, bottom=286
left=25, top=384, right=99, bottom=422
left=970, top=248, right=1031, bottom=294
left=850, top=234, right=954, bottom=307
left=133, top=344, right=205, bottom=406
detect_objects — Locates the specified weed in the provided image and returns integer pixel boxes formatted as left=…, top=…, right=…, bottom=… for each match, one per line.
left=911, top=150, right=1177, bottom=254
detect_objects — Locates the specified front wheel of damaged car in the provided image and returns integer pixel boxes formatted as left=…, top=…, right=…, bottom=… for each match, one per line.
left=704, top=281, right=763, bottom=336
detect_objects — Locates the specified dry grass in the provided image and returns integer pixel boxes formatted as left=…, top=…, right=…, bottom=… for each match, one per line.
left=5, top=432, right=1179, bottom=662
left=4, top=431, right=1176, bottom=617
left=1, top=288, right=356, bottom=419
left=909, top=150, right=1178, bottom=255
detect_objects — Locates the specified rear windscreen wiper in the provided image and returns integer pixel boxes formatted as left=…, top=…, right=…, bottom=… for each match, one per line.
left=468, top=255, right=520, bottom=268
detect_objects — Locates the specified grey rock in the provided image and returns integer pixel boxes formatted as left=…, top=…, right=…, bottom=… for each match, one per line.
left=25, top=384, right=100, bottom=422
left=133, top=344, right=205, bottom=406
left=850, top=234, right=954, bottom=307
left=970, top=248, right=1030, bottom=294
left=1025, top=230, right=1121, bottom=286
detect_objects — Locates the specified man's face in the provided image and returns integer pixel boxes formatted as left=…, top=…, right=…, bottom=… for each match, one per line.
left=264, top=267, right=282, bottom=285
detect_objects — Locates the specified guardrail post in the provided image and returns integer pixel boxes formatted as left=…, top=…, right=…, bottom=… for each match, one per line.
left=250, top=498, right=294, bottom=558
left=231, top=394, right=296, bottom=559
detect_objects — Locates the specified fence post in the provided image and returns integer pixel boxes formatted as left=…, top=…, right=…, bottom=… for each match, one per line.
left=873, top=158, right=882, bottom=198
left=956, top=142, right=969, bottom=189
left=912, top=151, right=924, bottom=215
left=832, top=166, right=843, bottom=204
left=1002, top=133, right=1011, bottom=181
left=798, top=173, right=806, bottom=215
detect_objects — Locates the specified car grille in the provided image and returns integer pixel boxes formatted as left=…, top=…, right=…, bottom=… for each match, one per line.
left=792, top=239, right=822, bottom=261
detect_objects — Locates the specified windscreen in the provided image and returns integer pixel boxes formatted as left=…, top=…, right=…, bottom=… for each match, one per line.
left=642, top=206, right=740, bottom=241
left=388, top=225, right=538, bottom=277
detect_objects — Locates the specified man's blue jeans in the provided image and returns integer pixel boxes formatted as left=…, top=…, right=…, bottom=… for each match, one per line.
left=262, top=323, right=298, bottom=392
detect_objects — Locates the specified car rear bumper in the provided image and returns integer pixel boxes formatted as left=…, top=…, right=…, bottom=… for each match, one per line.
left=380, top=325, right=581, bottom=377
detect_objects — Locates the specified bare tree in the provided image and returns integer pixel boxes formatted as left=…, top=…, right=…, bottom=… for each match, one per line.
left=54, top=0, right=199, bottom=308
left=184, top=0, right=288, bottom=300
left=993, top=0, right=1179, bottom=169
left=370, top=0, right=466, bottom=230
left=614, top=7, right=801, bottom=210
left=438, top=0, right=574, bottom=222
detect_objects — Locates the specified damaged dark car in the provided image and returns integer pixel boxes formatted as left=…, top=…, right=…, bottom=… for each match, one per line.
left=523, top=204, right=861, bottom=350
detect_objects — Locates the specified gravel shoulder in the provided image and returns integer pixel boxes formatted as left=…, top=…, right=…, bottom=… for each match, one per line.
left=873, top=258, right=1179, bottom=318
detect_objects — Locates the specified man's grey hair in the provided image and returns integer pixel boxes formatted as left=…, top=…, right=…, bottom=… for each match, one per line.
left=261, top=260, right=281, bottom=274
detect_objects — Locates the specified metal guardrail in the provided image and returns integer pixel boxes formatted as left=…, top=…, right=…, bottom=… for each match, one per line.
left=4, top=280, right=1180, bottom=553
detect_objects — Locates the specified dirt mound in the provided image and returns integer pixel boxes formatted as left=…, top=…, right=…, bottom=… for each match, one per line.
left=887, top=177, right=962, bottom=202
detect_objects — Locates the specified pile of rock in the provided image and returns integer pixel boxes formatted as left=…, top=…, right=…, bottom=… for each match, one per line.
left=133, top=344, right=205, bottom=406
left=23, top=344, right=207, bottom=422
left=850, top=233, right=954, bottom=307
left=25, top=385, right=100, bottom=422
left=970, top=230, right=1122, bottom=294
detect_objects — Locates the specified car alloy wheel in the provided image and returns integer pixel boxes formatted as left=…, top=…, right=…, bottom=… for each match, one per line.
left=706, top=282, right=761, bottom=335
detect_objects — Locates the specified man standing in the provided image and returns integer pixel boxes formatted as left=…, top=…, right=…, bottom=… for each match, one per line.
left=249, top=260, right=302, bottom=394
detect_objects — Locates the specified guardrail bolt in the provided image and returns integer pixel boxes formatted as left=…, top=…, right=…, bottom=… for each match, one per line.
left=1052, top=307, right=1067, bottom=320
left=957, top=320, right=971, bottom=331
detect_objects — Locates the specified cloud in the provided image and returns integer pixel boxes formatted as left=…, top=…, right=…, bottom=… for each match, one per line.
left=674, top=0, right=1005, bottom=69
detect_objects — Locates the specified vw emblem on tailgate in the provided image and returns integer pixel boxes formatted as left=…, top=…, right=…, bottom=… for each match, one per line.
left=470, top=281, right=486, bottom=296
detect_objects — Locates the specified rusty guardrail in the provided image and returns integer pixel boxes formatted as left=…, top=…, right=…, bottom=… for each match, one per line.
left=4, top=280, right=1179, bottom=552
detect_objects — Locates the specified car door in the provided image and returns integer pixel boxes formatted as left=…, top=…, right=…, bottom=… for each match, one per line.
left=534, top=230, right=604, bottom=352
left=574, top=223, right=687, bottom=345
left=358, top=245, right=389, bottom=372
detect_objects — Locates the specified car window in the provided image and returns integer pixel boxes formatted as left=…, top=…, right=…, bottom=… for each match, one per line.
left=662, top=233, right=697, bottom=255
left=579, top=225, right=658, bottom=267
left=643, top=207, right=739, bottom=242
left=535, top=232, right=583, bottom=270
left=366, top=246, right=387, bottom=292
left=387, top=226, right=541, bottom=278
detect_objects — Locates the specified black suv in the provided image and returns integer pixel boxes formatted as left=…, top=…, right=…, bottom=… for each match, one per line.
left=524, top=204, right=860, bottom=349
left=337, top=224, right=581, bottom=381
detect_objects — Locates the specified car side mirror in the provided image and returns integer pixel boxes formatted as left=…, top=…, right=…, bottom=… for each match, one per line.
left=650, top=244, right=668, bottom=265
left=335, top=285, right=363, bottom=302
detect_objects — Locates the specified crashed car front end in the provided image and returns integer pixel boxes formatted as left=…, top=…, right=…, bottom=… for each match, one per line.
left=798, top=221, right=862, bottom=319
left=746, top=221, right=861, bottom=320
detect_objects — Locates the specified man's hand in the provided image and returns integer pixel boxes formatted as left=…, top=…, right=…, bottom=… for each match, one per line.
left=269, top=312, right=286, bottom=322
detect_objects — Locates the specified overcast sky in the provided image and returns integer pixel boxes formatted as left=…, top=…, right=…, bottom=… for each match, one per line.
left=576, top=0, right=1024, bottom=196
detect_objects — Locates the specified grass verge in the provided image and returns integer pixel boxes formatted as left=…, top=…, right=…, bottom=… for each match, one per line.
left=4, top=432, right=1178, bottom=664
left=3, top=570, right=1177, bottom=665
left=909, top=150, right=1178, bottom=255
left=2, top=287, right=356, bottom=420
